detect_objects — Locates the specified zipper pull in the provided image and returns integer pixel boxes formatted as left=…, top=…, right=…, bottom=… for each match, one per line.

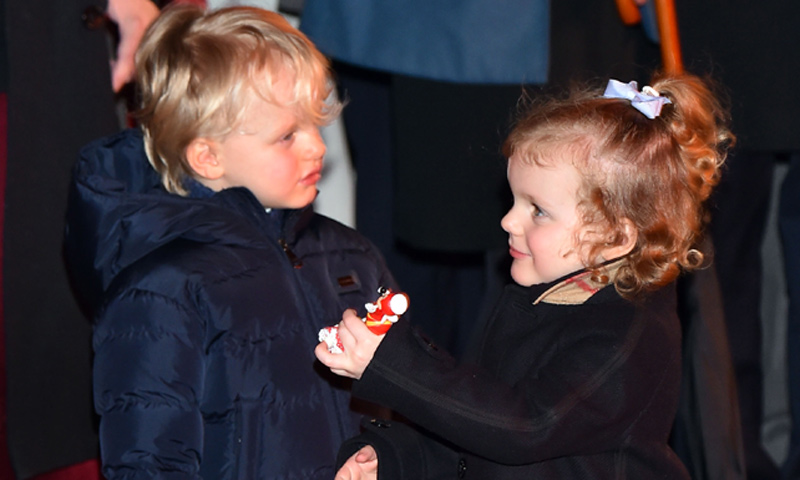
left=278, top=239, right=303, bottom=269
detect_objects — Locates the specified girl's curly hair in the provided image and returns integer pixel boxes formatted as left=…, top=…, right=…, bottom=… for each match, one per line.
left=504, top=73, right=734, bottom=298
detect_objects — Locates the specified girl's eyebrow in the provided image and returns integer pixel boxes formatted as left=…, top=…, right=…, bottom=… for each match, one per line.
left=526, top=191, right=552, bottom=210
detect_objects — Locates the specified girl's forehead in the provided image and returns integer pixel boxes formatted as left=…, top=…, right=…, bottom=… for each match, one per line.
left=509, top=147, right=575, bottom=171
left=513, top=130, right=596, bottom=165
left=510, top=153, right=581, bottom=184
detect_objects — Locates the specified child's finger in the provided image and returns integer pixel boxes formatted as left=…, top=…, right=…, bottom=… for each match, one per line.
left=339, top=312, right=369, bottom=338
left=338, top=313, right=375, bottom=350
left=314, top=342, right=332, bottom=364
left=315, top=342, right=348, bottom=369
left=315, top=342, right=359, bottom=377
left=330, top=368, right=354, bottom=378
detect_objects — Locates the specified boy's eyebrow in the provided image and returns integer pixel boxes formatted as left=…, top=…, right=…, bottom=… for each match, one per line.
left=273, top=117, right=299, bottom=135
left=235, top=126, right=258, bottom=135
left=237, top=109, right=299, bottom=137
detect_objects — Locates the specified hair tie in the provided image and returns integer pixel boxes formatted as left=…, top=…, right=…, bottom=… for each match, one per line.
left=603, top=79, right=672, bottom=119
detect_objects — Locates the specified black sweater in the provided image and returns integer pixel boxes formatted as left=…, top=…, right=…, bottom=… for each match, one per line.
left=342, top=266, right=689, bottom=479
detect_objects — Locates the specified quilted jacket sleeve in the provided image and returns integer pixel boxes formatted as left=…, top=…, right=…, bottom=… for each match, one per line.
left=93, top=285, right=206, bottom=480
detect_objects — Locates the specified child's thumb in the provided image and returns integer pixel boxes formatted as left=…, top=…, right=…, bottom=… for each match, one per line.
left=355, top=446, right=377, bottom=464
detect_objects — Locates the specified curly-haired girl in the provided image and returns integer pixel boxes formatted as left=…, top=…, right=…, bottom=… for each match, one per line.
left=316, top=73, right=732, bottom=479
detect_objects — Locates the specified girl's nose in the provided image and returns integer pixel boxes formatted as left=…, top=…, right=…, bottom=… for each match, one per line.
left=500, top=210, right=516, bottom=234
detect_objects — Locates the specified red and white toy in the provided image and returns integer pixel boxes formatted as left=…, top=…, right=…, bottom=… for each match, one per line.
left=318, top=286, right=410, bottom=354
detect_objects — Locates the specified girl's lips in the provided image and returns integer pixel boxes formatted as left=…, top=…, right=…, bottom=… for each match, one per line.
left=508, top=245, right=529, bottom=259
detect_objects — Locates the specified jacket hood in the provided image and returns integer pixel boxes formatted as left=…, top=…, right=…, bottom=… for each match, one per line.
left=64, top=128, right=286, bottom=310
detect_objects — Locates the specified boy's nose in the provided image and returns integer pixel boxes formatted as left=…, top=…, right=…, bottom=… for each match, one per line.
left=307, top=129, right=326, bottom=161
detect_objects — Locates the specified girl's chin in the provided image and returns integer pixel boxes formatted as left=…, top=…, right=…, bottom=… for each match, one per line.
left=509, top=265, right=540, bottom=288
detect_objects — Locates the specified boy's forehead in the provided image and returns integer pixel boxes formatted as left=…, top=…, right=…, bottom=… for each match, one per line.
left=234, top=93, right=298, bottom=132
left=249, top=64, right=297, bottom=103
left=245, top=65, right=320, bottom=120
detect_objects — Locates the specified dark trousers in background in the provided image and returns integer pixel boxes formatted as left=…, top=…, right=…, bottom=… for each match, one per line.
left=780, top=156, right=800, bottom=480
left=2, top=2, right=119, bottom=478
left=710, top=148, right=780, bottom=480
left=334, top=62, right=512, bottom=358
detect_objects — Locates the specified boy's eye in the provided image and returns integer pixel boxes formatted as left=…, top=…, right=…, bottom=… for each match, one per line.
left=281, top=131, right=295, bottom=142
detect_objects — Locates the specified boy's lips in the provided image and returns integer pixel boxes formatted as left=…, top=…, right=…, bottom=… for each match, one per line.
left=508, top=245, right=529, bottom=259
left=300, top=169, right=322, bottom=186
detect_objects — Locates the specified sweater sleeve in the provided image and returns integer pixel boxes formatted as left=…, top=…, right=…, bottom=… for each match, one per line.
left=93, top=286, right=206, bottom=480
left=352, top=299, right=676, bottom=465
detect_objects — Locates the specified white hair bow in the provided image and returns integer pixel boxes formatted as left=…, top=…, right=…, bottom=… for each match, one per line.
left=603, top=79, right=672, bottom=119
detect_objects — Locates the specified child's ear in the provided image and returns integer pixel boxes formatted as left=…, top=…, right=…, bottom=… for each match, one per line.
left=186, top=138, right=224, bottom=180
left=603, top=218, right=638, bottom=260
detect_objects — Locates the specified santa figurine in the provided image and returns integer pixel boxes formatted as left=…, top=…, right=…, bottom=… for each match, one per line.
left=318, top=286, right=410, bottom=353
left=363, top=286, right=409, bottom=334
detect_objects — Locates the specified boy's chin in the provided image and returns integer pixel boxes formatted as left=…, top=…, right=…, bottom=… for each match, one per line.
left=263, top=190, right=318, bottom=210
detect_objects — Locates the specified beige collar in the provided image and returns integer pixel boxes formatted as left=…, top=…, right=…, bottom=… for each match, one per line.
left=533, top=259, right=624, bottom=305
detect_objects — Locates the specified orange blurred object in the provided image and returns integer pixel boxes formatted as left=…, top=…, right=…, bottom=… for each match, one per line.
left=654, top=0, right=683, bottom=73
left=614, top=0, right=683, bottom=74
left=615, top=0, right=641, bottom=25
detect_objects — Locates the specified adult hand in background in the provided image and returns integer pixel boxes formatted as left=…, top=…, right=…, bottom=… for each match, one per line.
left=106, top=0, right=160, bottom=92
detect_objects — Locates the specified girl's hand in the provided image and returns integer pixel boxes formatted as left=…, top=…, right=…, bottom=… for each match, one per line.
left=315, top=309, right=384, bottom=380
left=335, top=446, right=378, bottom=480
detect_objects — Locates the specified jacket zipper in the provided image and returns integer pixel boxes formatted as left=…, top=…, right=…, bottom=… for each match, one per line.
left=278, top=238, right=303, bottom=268
left=280, top=234, right=352, bottom=443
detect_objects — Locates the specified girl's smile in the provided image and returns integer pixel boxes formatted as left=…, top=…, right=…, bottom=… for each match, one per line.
left=508, top=245, right=530, bottom=260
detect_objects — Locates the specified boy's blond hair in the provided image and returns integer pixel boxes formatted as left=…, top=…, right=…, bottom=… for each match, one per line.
left=135, top=5, right=340, bottom=194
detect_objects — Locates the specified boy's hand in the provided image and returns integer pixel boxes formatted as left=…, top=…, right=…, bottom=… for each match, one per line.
left=315, top=309, right=384, bottom=380
left=335, top=446, right=378, bottom=480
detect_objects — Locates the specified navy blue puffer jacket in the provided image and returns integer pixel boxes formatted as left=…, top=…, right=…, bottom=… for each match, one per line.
left=64, top=129, right=398, bottom=479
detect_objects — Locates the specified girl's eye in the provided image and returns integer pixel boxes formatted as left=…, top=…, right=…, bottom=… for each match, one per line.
left=532, top=204, right=546, bottom=217
left=281, top=131, right=296, bottom=142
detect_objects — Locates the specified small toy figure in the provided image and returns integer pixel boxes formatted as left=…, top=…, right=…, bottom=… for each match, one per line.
left=363, top=286, right=410, bottom=334
left=318, top=287, right=410, bottom=353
